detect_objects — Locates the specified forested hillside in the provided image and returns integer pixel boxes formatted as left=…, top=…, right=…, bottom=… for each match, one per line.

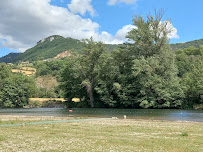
left=0, top=53, right=21, bottom=63
left=171, top=39, right=203, bottom=50
left=7, top=35, right=118, bottom=63
left=12, top=36, right=83, bottom=62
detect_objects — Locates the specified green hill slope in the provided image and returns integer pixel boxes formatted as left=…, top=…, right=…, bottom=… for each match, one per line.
left=170, top=39, right=203, bottom=50
left=13, top=36, right=83, bottom=62
left=12, top=35, right=118, bottom=63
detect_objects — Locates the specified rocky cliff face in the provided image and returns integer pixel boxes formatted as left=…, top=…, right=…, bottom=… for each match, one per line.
left=37, top=35, right=63, bottom=44
left=54, top=50, right=72, bottom=59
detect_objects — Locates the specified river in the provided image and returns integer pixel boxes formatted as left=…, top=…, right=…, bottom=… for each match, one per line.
left=0, top=108, right=202, bottom=122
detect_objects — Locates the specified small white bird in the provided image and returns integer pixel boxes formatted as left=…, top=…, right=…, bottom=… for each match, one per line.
left=124, top=115, right=126, bottom=119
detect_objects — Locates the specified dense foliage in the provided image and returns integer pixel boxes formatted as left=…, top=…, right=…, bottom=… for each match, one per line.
left=60, top=38, right=118, bottom=107
left=111, top=11, right=185, bottom=108
left=176, top=46, right=203, bottom=107
left=60, top=11, right=203, bottom=109
left=34, top=60, right=65, bottom=77
left=0, top=63, right=37, bottom=107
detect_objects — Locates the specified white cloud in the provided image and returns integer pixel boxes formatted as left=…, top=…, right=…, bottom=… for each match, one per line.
left=115, top=25, right=137, bottom=41
left=0, top=0, right=99, bottom=52
left=89, top=25, right=137, bottom=44
left=0, top=0, right=138, bottom=52
left=68, top=0, right=95, bottom=16
left=0, top=0, right=179, bottom=53
left=166, top=23, right=179, bottom=39
left=108, top=0, right=137, bottom=5
left=0, top=35, right=30, bottom=52
left=159, top=21, right=179, bottom=39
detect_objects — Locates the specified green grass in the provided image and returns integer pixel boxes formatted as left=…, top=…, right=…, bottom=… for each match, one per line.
left=0, top=135, right=6, bottom=142
left=0, top=119, right=202, bottom=152
left=181, top=132, right=189, bottom=136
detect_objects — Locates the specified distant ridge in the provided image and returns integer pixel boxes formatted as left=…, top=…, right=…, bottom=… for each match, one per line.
left=170, top=39, right=203, bottom=50
left=0, top=53, right=21, bottom=63
left=1, top=36, right=203, bottom=63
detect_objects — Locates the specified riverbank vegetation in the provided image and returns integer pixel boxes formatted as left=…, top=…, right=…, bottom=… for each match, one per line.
left=0, top=63, right=37, bottom=107
left=60, top=11, right=202, bottom=109
left=0, top=117, right=202, bottom=151
left=0, top=11, right=202, bottom=109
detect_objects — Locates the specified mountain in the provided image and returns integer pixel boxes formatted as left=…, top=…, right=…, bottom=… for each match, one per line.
left=0, top=53, right=21, bottom=63
left=12, top=35, right=83, bottom=62
left=10, top=35, right=118, bottom=63
left=170, top=39, right=203, bottom=50
left=1, top=36, right=203, bottom=63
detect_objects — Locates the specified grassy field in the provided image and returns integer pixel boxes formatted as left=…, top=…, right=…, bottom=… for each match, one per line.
left=28, top=98, right=66, bottom=108
left=0, top=116, right=202, bottom=152
left=12, top=67, right=36, bottom=76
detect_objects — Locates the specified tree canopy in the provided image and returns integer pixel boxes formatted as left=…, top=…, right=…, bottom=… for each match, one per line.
left=60, top=11, right=192, bottom=109
left=0, top=63, right=37, bottom=107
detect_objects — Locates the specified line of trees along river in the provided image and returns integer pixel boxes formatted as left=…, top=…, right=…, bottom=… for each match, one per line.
left=0, top=11, right=202, bottom=109
left=60, top=11, right=202, bottom=109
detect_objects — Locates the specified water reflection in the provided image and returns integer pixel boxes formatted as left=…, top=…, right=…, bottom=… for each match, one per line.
left=0, top=108, right=202, bottom=122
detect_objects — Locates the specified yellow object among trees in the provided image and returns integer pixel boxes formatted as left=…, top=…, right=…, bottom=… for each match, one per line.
left=72, top=98, right=80, bottom=102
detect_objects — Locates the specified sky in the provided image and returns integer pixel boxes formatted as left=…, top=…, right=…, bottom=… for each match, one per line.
left=0, top=0, right=202, bottom=58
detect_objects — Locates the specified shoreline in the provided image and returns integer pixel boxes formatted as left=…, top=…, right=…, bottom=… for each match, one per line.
left=0, top=114, right=202, bottom=123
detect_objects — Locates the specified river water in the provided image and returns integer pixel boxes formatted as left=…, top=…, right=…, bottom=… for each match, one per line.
left=0, top=108, right=202, bottom=122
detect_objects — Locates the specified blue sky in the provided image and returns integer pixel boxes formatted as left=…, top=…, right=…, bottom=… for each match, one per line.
left=0, top=0, right=202, bottom=58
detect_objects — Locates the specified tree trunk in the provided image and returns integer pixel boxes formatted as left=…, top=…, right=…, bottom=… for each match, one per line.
left=87, top=79, right=94, bottom=108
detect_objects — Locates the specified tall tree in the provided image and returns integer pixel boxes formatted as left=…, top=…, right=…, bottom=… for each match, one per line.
left=60, top=38, right=107, bottom=108
left=113, top=10, right=185, bottom=108
left=94, top=52, right=120, bottom=107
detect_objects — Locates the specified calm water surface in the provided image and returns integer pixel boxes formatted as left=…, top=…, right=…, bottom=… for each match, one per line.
left=0, top=108, right=202, bottom=122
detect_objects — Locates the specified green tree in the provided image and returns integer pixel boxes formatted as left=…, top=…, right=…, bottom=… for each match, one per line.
left=175, top=46, right=203, bottom=77
left=113, top=10, right=185, bottom=108
left=175, top=45, right=203, bottom=107
left=94, top=52, right=120, bottom=107
left=127, top=10, right=171, bottom=58
left=60, top=38, right=108, bottom=107
left=132, top=51, right=184, bottom=108
left=182, top=58, right=203, bottom=107
left=0, top=63, right=37, bottom=107
left=60, top=56, right=85, bottom=101
left=35, top=62, right=52, bottom=76
left=175, top=49, right=192, bottom=77
left=0, top=63, right=12, bottom=80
